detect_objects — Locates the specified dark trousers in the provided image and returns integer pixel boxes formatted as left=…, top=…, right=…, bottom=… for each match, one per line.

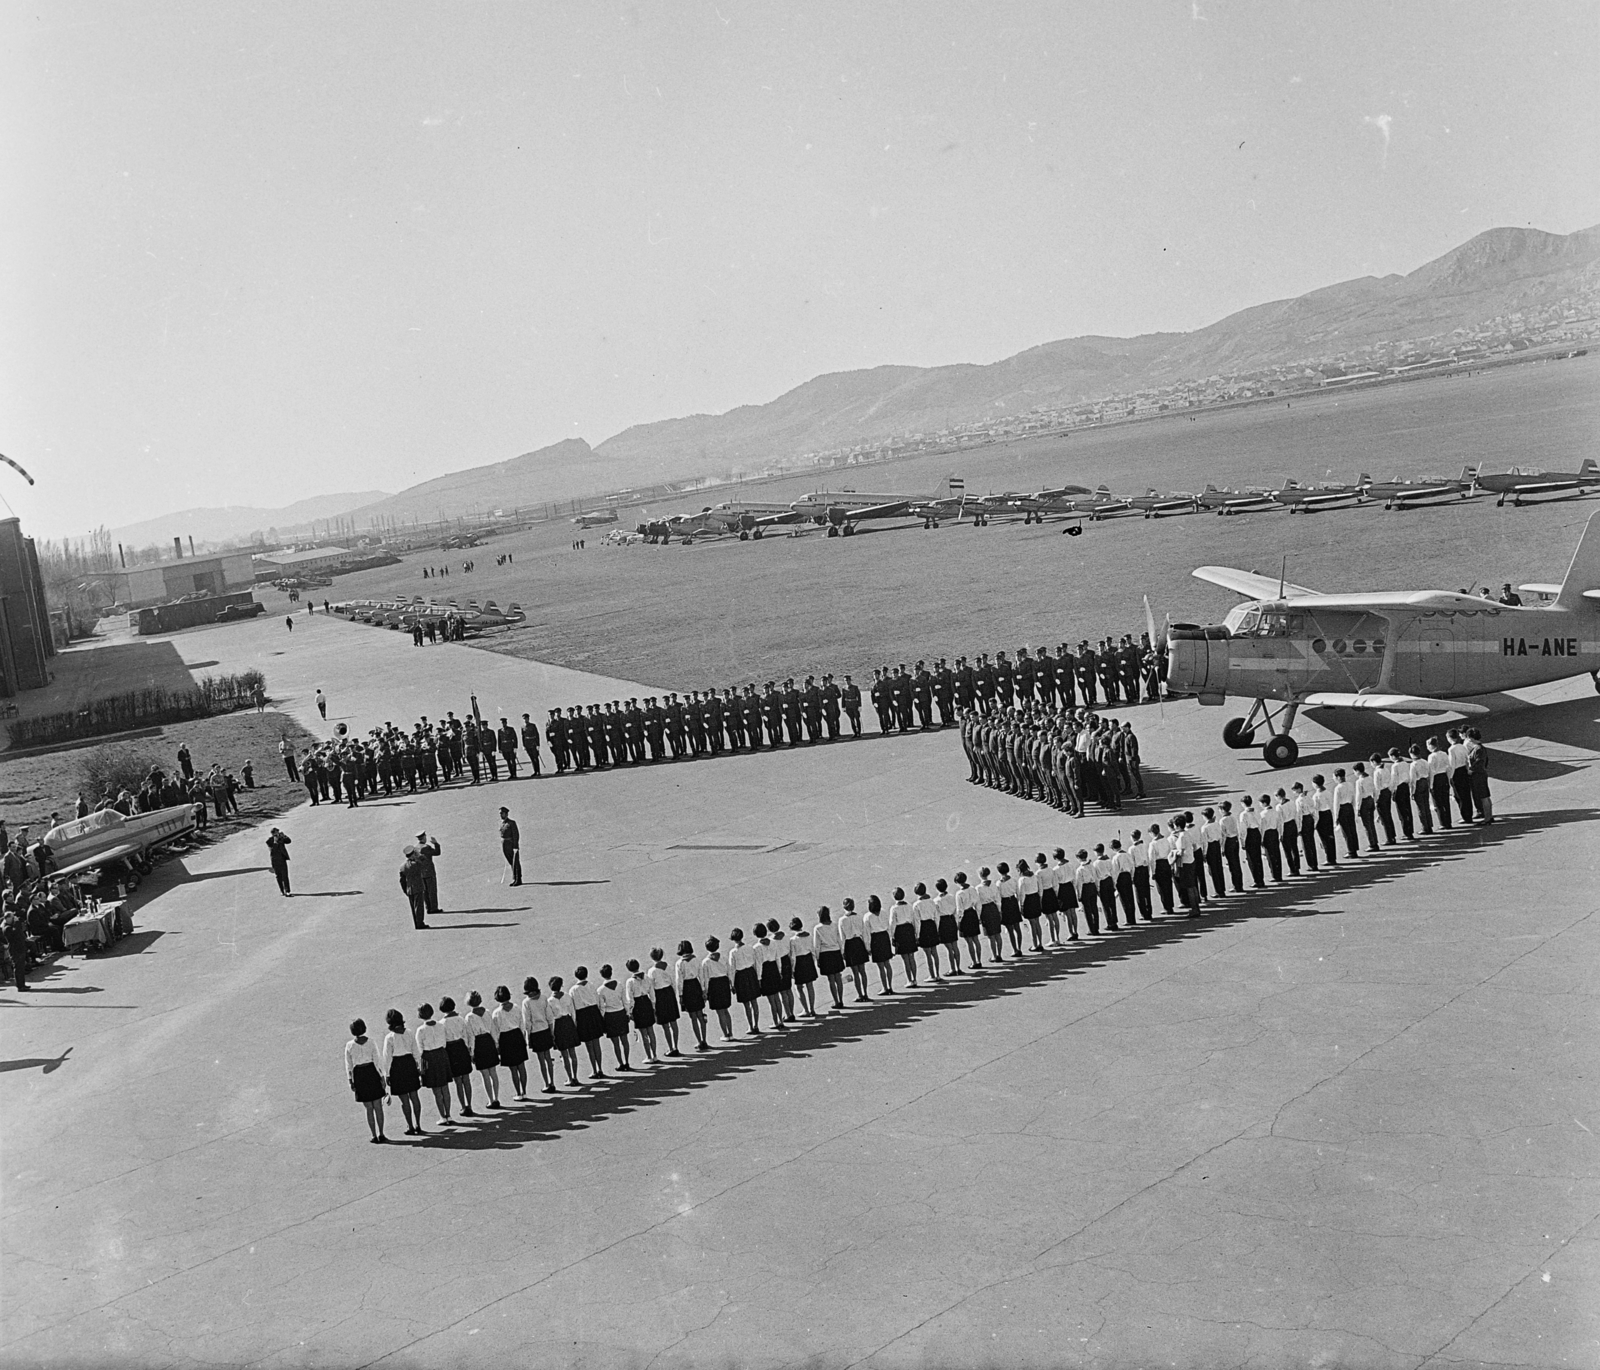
left=1430, top=774, right=1452, bottom=829
left=1116, top=874, right=1135, bottom=923
left=1316, top=812, right=1338, bottom=865
left=284, top=756, right=299, bottom=781
left=1413, top=782, right=1433, bottom=834
left=1358, top=799, right=1380, bottom=852
left=1243, top=832, right=1264, bottom=888
left=1263, top=831, right=1283, bottom=882
left=1205, top=844, right=1225, bottom=897
left=1133, top=868, right=1152, bottom=920
left=272, top=863, right=291, bottom=895
left=408, top=891, right=427, bottom=929
left=1300, top=818, right=1319, bottom=871
left=1376, top=792, right=1396, bottom=844
left=1080, top=885, right=1100, bottom=935
left=1223, top=837, right=1243, bottom=892
left=1283, top=827, right=1302, bottom=875
left=503, top=842, right=522, bottom=885
left=1451, top=771, right=1474, bottom=823
left=1336, top=804, right=1360, bottom=859
left=1153, top=859, right=1174, bottom=913
left=423, top=871, right=440, bottom=916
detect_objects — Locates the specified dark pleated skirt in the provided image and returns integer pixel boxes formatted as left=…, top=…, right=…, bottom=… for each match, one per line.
left=706, top=976, right=731, bottom=1011
left=603, top=1009, right=629, bottom=1040
left=792, top=952, right=817, bottom=985
left=917, top=919, right=939, bottom=950
left=654, top=985, right=680, bottom=1024
left=979, top=901, right=1002, bottom=936
left=351, top=1061, right=384, bottom=1103
left=779, top=955, right=793, bottom=989
left=631, top=995, right=656, bottom=1029
left=817, top=947, right=845, bottom=977
left=938, top=913, right=959, bottom=945
left=472, top=1032, right=499, bottom=1071
left=1000, top=895, right=1022, bottom=929
left=1040, top=885, right=1058, bottom=916
left=445, top=1038, right=473, bottom=1078
left=388, top=1053, right=421, bottom=1095
left=421, top=1046, right=452, bottom=1090
left=552, top=1015, right=579, bottom=1051
left=528, top=1028, right=553, bottom=1054
left=958, top=905, right=980, bottom=939
left=1022, top=892, right=1041, bottom=923
left=1059, top=882, right=1079, bottom=910
left=575, top=1005, right=604, bottom=1044
left=497, top=1026, right=529, bottom=1065
left=892, top=922, right=919, bottom=956
left=843, top=935, right=868, bottom=968
left=679, top=977, right=706, bottom=1015
left=734, top=966, right=760, bottom=1003
left=869, top=929, right=893, bottom=964
left=759, top=960, right=782, bottom=996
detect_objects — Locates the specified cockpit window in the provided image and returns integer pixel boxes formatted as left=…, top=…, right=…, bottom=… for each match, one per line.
left=1257, top=610, right=1302, bottom=637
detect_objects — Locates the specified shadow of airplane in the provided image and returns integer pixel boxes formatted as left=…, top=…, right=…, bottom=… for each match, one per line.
left=393, top=808, right=1587, bottom=1153
left=0, top=1049, right=72, bottom=1074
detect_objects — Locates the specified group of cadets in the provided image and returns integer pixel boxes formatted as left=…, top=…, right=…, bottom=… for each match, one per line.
left=342, top=729, right=1493, bottom=1143
left=290, top=712, right=544, bottom=807
left=541, top=675, right=864, bottom=768
left=961, top=707, right=1144, bottom=815
left=867, top=633, right=1163, bottom=733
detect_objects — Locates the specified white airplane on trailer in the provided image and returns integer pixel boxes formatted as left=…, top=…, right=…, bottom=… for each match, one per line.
left=1164, top=509, right=1600, bottom=768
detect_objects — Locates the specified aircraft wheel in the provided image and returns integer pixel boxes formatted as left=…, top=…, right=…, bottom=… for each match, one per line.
left=681, top=537, right=693, bottom=546
left=827, top=526, right=839, bottom=538
left=753, top=529, right=763, bottom=539
left=1221, top=718, right=1256, bottom=750
left=842, top=525, right=855, bottom=537
left=1592, top=670, right=1599, bottom=695
left=739, top=531, right=749, bottom=541
left=1263, top=734, right=1299, bottom=769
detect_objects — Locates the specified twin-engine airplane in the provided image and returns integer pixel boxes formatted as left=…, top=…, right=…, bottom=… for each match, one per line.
left=790, top=475, right=964, bottom=536
left=1165, top=509, right=1600, bottom=768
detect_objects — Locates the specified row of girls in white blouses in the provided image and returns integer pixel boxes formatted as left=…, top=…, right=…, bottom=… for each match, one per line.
left=346, top=770, right=1431, bottom=1139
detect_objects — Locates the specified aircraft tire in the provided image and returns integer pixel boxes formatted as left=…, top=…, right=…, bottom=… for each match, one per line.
left=827, top=526, right=839, bottom=538
left=842, top=525, right=855, bottom=537
left=1221, top=718, right=1255, bottom=750
left=739, top=531, right=749, bottom=541
left=1263, top=735, right=1299, bottom=769
left=753, top=529, right=763, bottom=539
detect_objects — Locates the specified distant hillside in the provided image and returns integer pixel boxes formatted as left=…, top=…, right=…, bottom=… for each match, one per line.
left=108, top=491, right=389, bottom=550
left=347, top=222, right=1600, bottom=525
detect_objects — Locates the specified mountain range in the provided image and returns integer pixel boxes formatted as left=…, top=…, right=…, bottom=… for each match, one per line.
left=131, top=222, right=1600, bottom=537
left=107, top=491, right=389, bottom=551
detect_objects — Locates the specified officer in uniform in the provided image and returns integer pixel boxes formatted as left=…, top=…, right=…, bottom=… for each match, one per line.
left=413, top=831, right=442, bottom=916
left=581, top=705, right=604, bottom=769
left=685, top=692, right=707, bottom=756
left=1014, top=647, right=1036, bottom=705
left=1035, top=649, right=1056, bottom=710
left=952, top=656, right=975, bottom=712
left=933, top=659, right=955, bottom=727
left=869, top=669, right=889, bottom=732
left=566, top=706, right=589, bottom=770
left=463, top=721, right=483, bottom=782
left=644, top=697, right=666, bottom=760
left=742, top=684, right=764, bottom=749
left=993, top=651, right=1014, bottom=710
left=802, top=676, right=823, bottom=742
left=1054, top=644, right=1076, bottom=709
left=400, top=846, right=428, bottom=930
left=973, top=653, right=995, bottom=714
left=891, top=665, right=914, bottom=731
left=498, top=807, right=522, bottom=886
left=821, top=674, right=841, bottom=740
left=606, top=701, right=628, bottom=765
left=912, top=662, right=934, bottom=730
left=704, top=689, right=724, bottom=755
left=663, top=694, right=684, bottom=759
left=841, top=674, right=862, bottom=737
left=625, top=699, right=646, bottom=762
left=1076, top=641, right=1097, bottom=707
left=782, top=678, right=804, bottom=745
left=722, top=687, right=744, bottom=751
left=761, top=682, right=783, bottom=746
left=497, top=718, right=520, bottom=779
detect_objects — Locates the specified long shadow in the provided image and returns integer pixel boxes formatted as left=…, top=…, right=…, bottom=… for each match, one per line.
left=166, top=865, right=269, bottom=885
left=295, top=890, right=365, bottom=898
left=106, top=929, right=166, bottom=955
left=441, top=907, right=532, bottom=915
left=399, top=809, right=1586, bottom=1153
left=429, top=922, right=520, bottom=930
left=0, top=1050, right=72, bottom=1074
left=523, top=880, right=610, bottom=888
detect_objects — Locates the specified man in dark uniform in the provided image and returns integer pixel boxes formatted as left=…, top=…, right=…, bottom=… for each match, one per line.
left=606, top=702, right=628, bottom=766
left=722, top=688, right=743, bottom=750
left=520, top=713, right=542, bottom=776
left=497, top=718, right=520, bottom=778
left=1055, top=644, right=1076, bottom=709
left=684, top=692, right=705, bottom=756
left=704, top=690, right=724, bottom=755
left=821, top=675, right=841, bottom=740
left=759, top=682, right=781, bottom=746
left=547, top=708, right=568, bottom=772
left=662, top=694, right=683, bottom=759
left=887, top=665, right=909, bottom=732
left=973, top=653, right=996, bottom=714
left=414, top=830, right=442, bottom=916
left=585, top=705, right=607, bottom=768
left=802, top=676, right=823, bottom=742
left=1096, top=639, right=1119, bottom=705
left=644, top=697, right=666, bottom=760
left=933, top=659, right=955, bottom=728
left=742, top=685, right=764, bottom=749
left=912, top=661, right=934, bottom=730
left=498, top=807, right=522, bottom=885
left=841, top=674, right=862, bottom=737
left=781, top=678, right=804, bottom=745
left=869, top=669, right=889, bottom=733
left=1076, top=641, right=1098, bottom=707
left=566, top=706, right=590, bottom=770
left=954, top=656, right=976, bottom=712
left=1015, top=647, right=1036, bottom=706
left=625, top=699, right=646, bottom=762
left=993, top=651, right=1014, bottom=710
left=1035, top=648, right=1056, bottom=709
left=1119, top=636, right=1142, bottom=705
left=400, top=846, right=428, bottom=930
left=463, top=721, right=483, bottom=782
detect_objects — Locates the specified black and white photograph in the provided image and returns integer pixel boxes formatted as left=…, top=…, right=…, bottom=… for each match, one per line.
left=2, top=3, right=1596, bottom=1366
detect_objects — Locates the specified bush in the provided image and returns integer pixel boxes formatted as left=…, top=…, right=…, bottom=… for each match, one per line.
left=78, top=744, right=162, bottom=805
left=6, top=670, right=269, bottom=750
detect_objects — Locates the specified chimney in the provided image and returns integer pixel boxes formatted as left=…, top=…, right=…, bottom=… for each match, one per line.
left=189, top=536, right=195, bottom=557
left=118, top=543, right=126, bottom=568
left=174, top=537, right=183, bottom=559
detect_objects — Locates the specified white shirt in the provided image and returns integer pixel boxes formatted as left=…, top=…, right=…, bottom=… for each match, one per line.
left=1332, top=780, right=1356, bottom=807
left=1312, top=788, right=1333, bottom=815
left=699, top=953, right=729, bottom=986
left=440, top=1013, right=469, bottom=1045
left=1073, top=861, right=1095, bottom=893
left=596, top=982, right=626, bottom=1014
left=1447, top=742, right=1468, bottom=773
left=997, top=875, right=1018, bottom=901
left=568, top=982, right=599, bottom=1012
left=935, top=890, right=960, bottom=921
left=1036, top=866, right=1058, bottom=897
left=838, top=912, right=865, bottom=942
left=415, top=1020, right=447, bottom=1052
left=891, top=899, right=917, bottom=930
left=1092, top=856, right=1114, bottom=884
left=1410, top=758, right=1431, bottom=786
left=812, top=921, right=842, bottom=952
left=491, top=1004, right=522, bottom=1037
left=345, top=1037, right=380, bottom=1076
left=1015, top=873, right=1039, bottom=900
left=464, top=1009, right=494, bottom=1044
left=1201, top=819, right=1221, bottom=846
left=522, top=994, right=551, bottom=1033
left=956, top=885, right=979, bottom=916
left=863, top=910, right=889, bottom=936
left=1219, top=813, right=1240, bottom=841
left=381, top=1028, right=418, bottom=1073
left=977, top=880, right=998, bottom=906
left=790, top=930, right=814, bottom=960
left=647, top=963, right=674, bottom=991
left=625, top=977, right=652, bottom=1010
left=1355, top=774, right=1378, bottom=803
left=729, top=943, right=758, bottom=972
left=1239, top=806, right=1260, bottom=835
left=1148, top=835, right=1172, bottom=862
left=1111, top=850, right=1135, bottom=879
left=1428, top=750, right=1450, bottom=778
left=546, top=993, right=575, bottom=1026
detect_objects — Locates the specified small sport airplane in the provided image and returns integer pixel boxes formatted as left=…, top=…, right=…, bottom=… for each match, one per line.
left=1195, top=483, right=1284, bottom=515
left=1360, top=467, right=1479, bottom=510
left=1061, top=486, right=1135, bottom=520
left=1273, top=474, right=1371, bottom=514
left=1165, top=509, right=1600, bottom=768
left=42, top=805, right=197, bottom=880
left=1129, top=489, right=1203, bottom=518
left=572, top=508, right=619, bottom=529
left=789, top=475, right=963, bottom=537
left=973, top=488, right=1091, bottom=526
left=1473, top=458, right=1600, bottom=507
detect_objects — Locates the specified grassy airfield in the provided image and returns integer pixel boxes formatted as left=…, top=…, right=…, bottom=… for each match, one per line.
left=329, top=355, right=1600, bottom=692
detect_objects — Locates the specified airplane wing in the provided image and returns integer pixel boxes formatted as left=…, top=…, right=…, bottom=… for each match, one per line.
left=50, top=842, right=143, bottom=879
left=1302, top=692, right=1491, bottom=716
left=846, top=499, right=914, bottom=520
left=1192, top=567, right=1319, bottom=600
left=749, top=509, right=805, bottom=526
left=1285, top=590, right=1495, bottom=612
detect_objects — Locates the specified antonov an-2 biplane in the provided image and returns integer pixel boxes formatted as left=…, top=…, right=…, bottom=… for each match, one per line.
left=1165, top=509, right=1600, bottom=768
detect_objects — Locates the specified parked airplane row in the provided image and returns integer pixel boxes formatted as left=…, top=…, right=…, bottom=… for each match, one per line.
left=330, top=596, right=527, bottom=632
left=631, top=460, right=1600, bottom=544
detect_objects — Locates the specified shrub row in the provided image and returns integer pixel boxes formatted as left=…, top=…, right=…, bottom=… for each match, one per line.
left=8, top=669, right=266, bottom=750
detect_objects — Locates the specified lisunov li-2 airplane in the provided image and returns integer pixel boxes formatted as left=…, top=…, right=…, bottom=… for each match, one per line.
left=789, top=475, right=963, bottom=536
left=572, top=508, right=619, bottom=528
left=1473, top=458, right=1600, bottom=507
left=1164, top=509, right=1600, bottom=768
left=639, top=501, right=805, bottom=544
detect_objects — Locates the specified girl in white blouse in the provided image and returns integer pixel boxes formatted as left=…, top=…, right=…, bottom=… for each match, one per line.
left=624, top=959, right=659, bottom=1065
left=648, top=948, right=681, bottom=1057
left=597, top=965, right=632, bottom=1071
left=522, top=978, right=556, bottom=1093
left=414, top=1005, right=455, bottom=1125
left=438, top=996, right=476, bottom=1117
left=345, top=1018, right=386, bottom=1144
left=463, top=990, right=501, bottom=1108
left=545, top=976, right=580, bottom=1087
left=788, top=916, right=818, bottom=1017
left=700, top=936, right=734, bottom=1041
left=934, top=877, right=961, bottom=975
left=977, top=868, right=1004, bottom=965
left=766, top=920, right=796, bottom=1022
left=729, top=929, right=762, bottom=1035
left=812, top=907, right=846, bottom=1011
left=838, top=898, right=870, bottom=1003
left=889, top=888, right=919, bottom=988
left=754, top=926, right=788, bottom=1032
left=674, top=940, right=709, bottom=1050
left=913, top=882, right=943, bottom=984
left=492, top=984, right=530, bottom=1099
left=954, top=872, right=981, bottom=970
left=865, top=895, right=895, bottom=996
left=381, top=1008, right=424, bottom=1136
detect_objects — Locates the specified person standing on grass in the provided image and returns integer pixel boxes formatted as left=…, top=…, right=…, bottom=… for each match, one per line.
left=265, top=828, right=291, bottom=896
left=280, top=738, right=298, bottom=782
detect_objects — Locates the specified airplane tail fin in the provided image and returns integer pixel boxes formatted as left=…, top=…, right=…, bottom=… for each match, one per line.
left=1460, top=463, right=1481, bottom=482
left=1096, top=483, right=1112, bottom=495
left=1556, top=509, right=1600, bottom=609
left=1580, top=457, right=1599, bottom=480
left=1357, top=471, right=1372, bottom=486
left=932, top=474, right=964, bottom=501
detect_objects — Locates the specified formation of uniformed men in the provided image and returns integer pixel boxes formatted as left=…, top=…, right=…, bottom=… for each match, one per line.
left=297, top=712, right=545, bottom=807
left=867, top=634, right=1163, bottom=733
left=961, top=706, right=1144, bottom=815
left=540, top=674, right=864, bottom=771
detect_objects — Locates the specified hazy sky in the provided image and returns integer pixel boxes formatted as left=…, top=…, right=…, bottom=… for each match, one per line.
left=4, top=1, right=1596, bottom=538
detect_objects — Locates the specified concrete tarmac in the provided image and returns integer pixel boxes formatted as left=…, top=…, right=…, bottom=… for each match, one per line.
left=3, top=615, right=1597, bottom=1368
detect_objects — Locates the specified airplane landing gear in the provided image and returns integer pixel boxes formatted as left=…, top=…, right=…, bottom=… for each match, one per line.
left=1222, top=717, right=1256, bottom=750
left=1228, top=698, right=1301, bottom=767
left=826, top=526, right=839, bottom=537
left=841, top=524, right=856, bottom=536
left=752, top=528, right=763, bottom=539
left=1263, top=734, right=1299, bottom=768
left=739, top=531, right=749, bottom=541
